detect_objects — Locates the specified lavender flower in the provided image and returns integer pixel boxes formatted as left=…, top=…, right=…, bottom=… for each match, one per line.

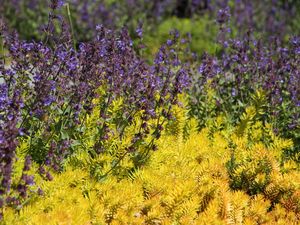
left=217, top=6, right=230, bottom=24
left=50, top=0, right=64, bottom=10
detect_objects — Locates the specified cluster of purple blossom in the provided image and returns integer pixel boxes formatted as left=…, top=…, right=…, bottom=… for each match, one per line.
left=0, top=5, right=191, bottom=216
left=189, top=10, right=300, bottom=147
left=1, top=0, right=300, bottom=220
left=1, top=0, right=299, bottom=42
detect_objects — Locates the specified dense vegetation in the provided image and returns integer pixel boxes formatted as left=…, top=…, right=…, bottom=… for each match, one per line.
left=0, top=0, right=300, bottom=224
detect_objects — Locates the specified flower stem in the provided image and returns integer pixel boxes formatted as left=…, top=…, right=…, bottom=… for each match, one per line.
left=66, top=3, right=76, bottom=51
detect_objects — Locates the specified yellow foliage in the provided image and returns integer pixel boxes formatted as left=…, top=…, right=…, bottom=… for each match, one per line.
left=3, top=120, right=300, bottom=225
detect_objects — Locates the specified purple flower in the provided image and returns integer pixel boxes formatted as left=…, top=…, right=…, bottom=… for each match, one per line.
left=43, top=96, right=55, bottom=106
left=217, top=7, right=230, bottom=24
left=46, top=171, right=53, bottom=181
left=231, top=88, right=237, bottom=97
left=37, top=188, right=44, bottom=196
left=23, top=156, right=32, bottom=171
left=291, top=36, right=300, bottom=46
left=21, top=174, right=34, bottom=185
left=136, top=21, right=143, bottom=38
left=154, top=48, right=165, bottom=64
left=50, top=0, right=64, bottom=10
left=167, top=39, right=173, bottom=46
left=38, top=166, right=46, bottom=175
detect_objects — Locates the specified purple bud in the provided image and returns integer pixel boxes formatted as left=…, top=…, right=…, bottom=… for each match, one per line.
left=46, top=171, right=53, bottom=181
left=167, top=39, right=173, bottom=46
left=38, top=166, right=46, bottom=175
left=217, top=7, right=230, bottom=24
left=37, top=188, right=44, bottom=196
left=23, top=156, right=32, bottom=171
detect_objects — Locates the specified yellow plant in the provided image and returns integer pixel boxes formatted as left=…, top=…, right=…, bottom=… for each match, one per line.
left=3, top=114, right=300, bottom=225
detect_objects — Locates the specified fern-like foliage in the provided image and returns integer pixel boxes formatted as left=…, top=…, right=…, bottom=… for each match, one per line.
left=236, top=89, right=267, bottom=137
left=3, top=117, right=300, bottom=225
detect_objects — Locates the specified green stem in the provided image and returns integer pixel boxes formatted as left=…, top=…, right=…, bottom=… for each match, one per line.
left=66, top=3, right=76, bottom=51
left=99, top=150, right=129, bottom=180
left=45, top=102, right=71, bottom=146
left=0, top=34, right=4, bottom=64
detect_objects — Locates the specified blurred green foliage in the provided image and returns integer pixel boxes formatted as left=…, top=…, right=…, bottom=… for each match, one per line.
left=143, top=16, right=218, bottom=57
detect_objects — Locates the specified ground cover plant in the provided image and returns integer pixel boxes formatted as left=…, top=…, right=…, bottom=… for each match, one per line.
left=2, top=105, right=300, bottom=224
left=188, top=8, right=300, bottom=159
left=0, top=0, right=300, bottom=224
